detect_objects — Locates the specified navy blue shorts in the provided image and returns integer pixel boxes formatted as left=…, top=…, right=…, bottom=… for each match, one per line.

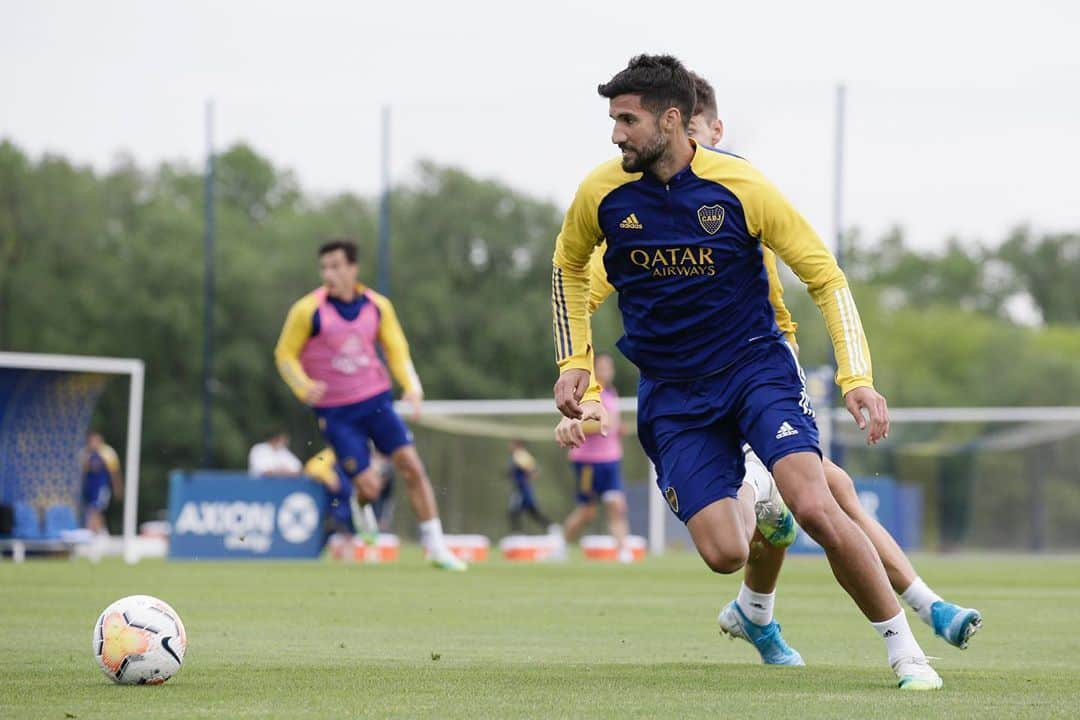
left=315, top=391, right=413, bottom=480
left=637, top=340, right=820, bottom=524
left=82, top=482, right=111, bottom=512
left=572, top=461, right=623, bottom=504
left=509, top=486, right=539, bottom=512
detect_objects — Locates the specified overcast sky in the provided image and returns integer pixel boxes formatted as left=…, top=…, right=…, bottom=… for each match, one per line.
left=3, top=0, right=1078, bottom=251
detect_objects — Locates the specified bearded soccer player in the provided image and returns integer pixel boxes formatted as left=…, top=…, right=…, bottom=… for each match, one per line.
left=275, top=239, right=465, bottom=571
left=552, top=54, right=941, bottom=689
left=686, top=71, right=982, bottom=659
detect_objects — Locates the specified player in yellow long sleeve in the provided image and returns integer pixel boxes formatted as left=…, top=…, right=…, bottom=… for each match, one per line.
left=552, top=54, right=941, bottom=690
left=274, top=238, right=464, bottom=571
left=683, top=71, right=982, bottom=659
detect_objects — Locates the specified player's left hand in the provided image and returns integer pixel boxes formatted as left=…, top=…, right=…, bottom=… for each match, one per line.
left=402, top=390, right=423, bottom=421
left=554, top=401, right=608, bottom=448
left=555, top=417, right=587, bottom=448
left=844, top=386, right=890, bottom=445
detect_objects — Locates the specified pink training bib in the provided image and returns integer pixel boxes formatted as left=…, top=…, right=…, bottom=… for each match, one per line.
left=569, top=387, right=623, bottom=463
left=299, top=288, right=392, bottom=408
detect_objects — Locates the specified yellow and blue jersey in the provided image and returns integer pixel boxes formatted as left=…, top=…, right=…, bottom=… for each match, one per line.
left=509, top=448, right=536, bottom=492
left=586, top=243, right=798, bottom=349
left=553, top=143, right=871, bottom=399
left=80, top=444, right=120, bottom=504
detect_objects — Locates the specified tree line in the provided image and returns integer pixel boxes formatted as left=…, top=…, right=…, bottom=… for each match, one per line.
left=1, top=139, right=1077, bottom=521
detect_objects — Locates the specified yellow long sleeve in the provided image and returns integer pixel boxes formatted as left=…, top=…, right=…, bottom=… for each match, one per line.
left=587, top=245, right=615, bottom=316
left=273, top=293, right=320, bottom=401
left=371, top=292, right=422, bottom=396
left=723, top=166, right=872, bottom=395
left=552, top=160, right=636, bottom=403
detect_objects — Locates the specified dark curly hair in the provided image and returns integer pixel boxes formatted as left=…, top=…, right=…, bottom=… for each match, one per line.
left=597, top=54, right=696, bottom=129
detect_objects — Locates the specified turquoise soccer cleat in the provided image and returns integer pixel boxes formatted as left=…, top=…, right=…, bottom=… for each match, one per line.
left=931, top=600, right=982, bottom=649
left=718, top=601, right=804, bottom=666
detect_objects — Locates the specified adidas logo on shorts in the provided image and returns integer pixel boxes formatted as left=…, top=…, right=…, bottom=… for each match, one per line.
left=775, top=421, right=799, bottom=440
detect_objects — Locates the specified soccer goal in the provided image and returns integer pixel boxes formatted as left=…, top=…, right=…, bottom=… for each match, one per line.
left=398, top=398, right=1080, bottom=555
left=0, top=352, right=145, bottom=563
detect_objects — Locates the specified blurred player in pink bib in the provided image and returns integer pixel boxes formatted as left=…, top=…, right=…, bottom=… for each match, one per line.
left=560, top=353, right=632, bottom=563
left=274, top=238, right=464, bottom=571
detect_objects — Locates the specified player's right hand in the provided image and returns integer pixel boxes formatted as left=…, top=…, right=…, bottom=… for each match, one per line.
left=305, top=381, right=328, bottom=405
left=554, top=368, right=591, bottom=419
left=844, top=385, right=890, bottom=445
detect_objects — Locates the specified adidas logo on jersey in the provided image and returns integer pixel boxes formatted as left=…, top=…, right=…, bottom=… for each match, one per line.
left=619, top=213, right=643, bottom=230
left=775, top=421, right=799, bottom=440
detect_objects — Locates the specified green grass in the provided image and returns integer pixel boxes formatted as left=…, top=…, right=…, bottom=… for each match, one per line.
left=2, top=550, right=1078, bottom=719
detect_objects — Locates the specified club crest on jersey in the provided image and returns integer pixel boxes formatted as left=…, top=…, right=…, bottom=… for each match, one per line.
left=665, top=486, right=679, bottom=514
left=697, top=204, right=726, bottom=235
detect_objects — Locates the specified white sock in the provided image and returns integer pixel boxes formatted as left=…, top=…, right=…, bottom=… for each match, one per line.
left=741, top=453, right=772, bottom=504
left=419, top=518, right=447, bottom=554
left=900, top=577, right=943, bottom=627
left=736, top=583, right=775, bottom=626
left=350, top=494, right=378, bottom=536
left=871, top=610, right=925, bottom=667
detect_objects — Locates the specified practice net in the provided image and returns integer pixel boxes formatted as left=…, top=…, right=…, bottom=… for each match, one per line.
left=393, top=400, right=1080, bottom=554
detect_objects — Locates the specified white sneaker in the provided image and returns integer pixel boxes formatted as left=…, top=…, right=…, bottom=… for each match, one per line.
left=430, top=548, right=467, bottom=572
left=892, top=656, right=943, bottom=690
left=617, top=546, right=634, bottom=564
left=349, top=495, right=379, bottom=546
left=744, top=455, right=796, bottom=548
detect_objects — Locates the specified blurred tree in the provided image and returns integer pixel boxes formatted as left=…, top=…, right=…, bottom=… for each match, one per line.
left=1, top=140, right=1076, bottom=523
left=996, top=227, right=1080, bottom=324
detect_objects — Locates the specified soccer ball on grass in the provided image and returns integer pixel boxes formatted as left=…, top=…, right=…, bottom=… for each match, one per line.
left=92, top=594, right=187, bottom=685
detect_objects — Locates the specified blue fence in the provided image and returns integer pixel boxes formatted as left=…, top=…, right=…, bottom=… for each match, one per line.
left=168, top=471, right=328, bottom=560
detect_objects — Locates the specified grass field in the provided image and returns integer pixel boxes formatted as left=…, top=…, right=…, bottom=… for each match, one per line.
left=2, top=550, right=1078, bottom=719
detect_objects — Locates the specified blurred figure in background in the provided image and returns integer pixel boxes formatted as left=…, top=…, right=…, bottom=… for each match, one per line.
left=369, top=450, right=397, bottom=533
left=275, top=239, right=464, bottom=571
left=560, top=353, right=631, bottom=562
left=78, top=431, right=123, bottom=533
left=507, top=439, right=554, bottom=532
left=304, top=447, right=354, bottom=539
left=248, top=430, right=302, bottom=477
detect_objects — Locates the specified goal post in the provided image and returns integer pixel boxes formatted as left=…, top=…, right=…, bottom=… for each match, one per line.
left=0, top=352, right=145, bottom=563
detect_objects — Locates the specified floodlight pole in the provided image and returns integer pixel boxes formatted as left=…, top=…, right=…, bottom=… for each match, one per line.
left=200, top=100, right=216, bottom=468
left=828, top=83, right=847, bottom=461
left=377, top=105, right=391, bottom=296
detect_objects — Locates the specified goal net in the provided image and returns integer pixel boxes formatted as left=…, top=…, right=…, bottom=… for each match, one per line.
left=396, top=399, right=1080, bottom=554
left=0, top=352, right=145, bottom=562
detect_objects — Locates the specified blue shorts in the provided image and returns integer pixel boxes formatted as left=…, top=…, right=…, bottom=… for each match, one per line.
left=637, top=340, right=820, bottom=524
left=82, top=481, right=111, bottom=512
left=572, top=461, right=623, bottom=504
left=508, top=486, right=539, bottom=513
left=315, top=391, right=413, bottom=480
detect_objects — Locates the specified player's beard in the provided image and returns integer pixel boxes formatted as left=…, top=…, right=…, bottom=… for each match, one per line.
left=619, top=130, right=667, bottom=173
